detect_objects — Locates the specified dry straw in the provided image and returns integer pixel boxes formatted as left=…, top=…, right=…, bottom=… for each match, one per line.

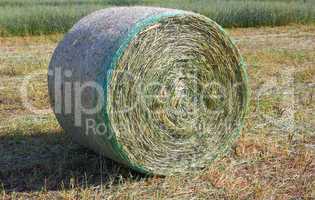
left=48, top=7, right=249, bottom=175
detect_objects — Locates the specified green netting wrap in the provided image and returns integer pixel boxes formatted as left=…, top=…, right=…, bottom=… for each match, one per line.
left=48, top=7, right=249, bottom=175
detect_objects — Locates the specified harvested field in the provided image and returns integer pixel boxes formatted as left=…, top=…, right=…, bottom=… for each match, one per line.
left=0, top=24, right=314, bottom=199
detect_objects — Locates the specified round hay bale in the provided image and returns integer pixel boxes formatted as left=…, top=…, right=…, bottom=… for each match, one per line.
left=48, top=7, right=249, bottom=175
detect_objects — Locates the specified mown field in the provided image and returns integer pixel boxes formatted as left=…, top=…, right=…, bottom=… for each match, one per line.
left=0, top=0, right=315, bottom=36
left=0, top=0, right=315, bottom=199
left=0, top=23, right=314, bottom=199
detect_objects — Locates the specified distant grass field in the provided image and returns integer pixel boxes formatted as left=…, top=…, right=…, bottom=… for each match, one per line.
left=0, top=0, right=314, bottom=36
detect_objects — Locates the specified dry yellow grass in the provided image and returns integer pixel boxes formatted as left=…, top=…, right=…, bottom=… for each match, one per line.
left=0, top=24, right=314, bottom=199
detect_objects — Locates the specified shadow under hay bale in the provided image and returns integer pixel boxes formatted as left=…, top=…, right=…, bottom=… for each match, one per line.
left=0, top=131, right=146, bottom=192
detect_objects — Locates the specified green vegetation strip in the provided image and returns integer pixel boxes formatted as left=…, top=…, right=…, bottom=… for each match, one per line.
left=0, top=0, right=314, bottom=36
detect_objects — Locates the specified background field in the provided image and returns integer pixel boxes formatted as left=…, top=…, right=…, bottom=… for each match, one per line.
left=0, top=0, right=314, bottom=199
left=0, top=0, right=315, bottom=36
left=1, top=24, right=314, bottom=200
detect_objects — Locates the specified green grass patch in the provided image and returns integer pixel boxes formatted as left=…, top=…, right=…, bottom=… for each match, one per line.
left=0, top=0, right=314, bottom=36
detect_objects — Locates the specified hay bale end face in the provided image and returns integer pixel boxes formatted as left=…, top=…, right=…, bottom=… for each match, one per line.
left=48, top=7, right=249, bottom=175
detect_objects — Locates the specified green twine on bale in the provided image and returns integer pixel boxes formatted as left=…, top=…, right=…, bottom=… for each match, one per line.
left=107, top=13, right=249, bottom=175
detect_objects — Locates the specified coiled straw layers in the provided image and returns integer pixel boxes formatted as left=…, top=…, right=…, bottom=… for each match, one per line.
left=48, top=7, right=249, bottom=175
